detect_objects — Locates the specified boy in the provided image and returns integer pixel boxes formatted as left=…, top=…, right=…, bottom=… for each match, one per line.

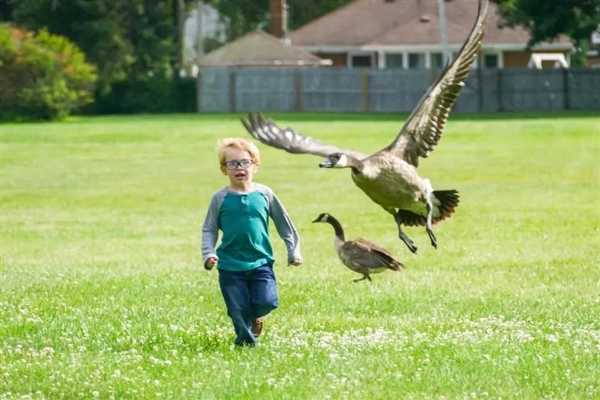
left=201, top=138, right=302, bottom=346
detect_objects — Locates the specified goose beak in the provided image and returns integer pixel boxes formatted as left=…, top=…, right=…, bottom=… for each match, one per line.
left=319, top=159, right=334, bottom=168
left=311, top=217, right=320, bottom=223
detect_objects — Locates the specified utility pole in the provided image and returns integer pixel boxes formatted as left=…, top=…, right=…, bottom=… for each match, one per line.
left=177, top=0, right=185, bottom=76
left=436, top=0, right=450, bottom=64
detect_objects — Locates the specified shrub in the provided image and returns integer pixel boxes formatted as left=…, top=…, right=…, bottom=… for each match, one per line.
left=94, top=77, right=196, bottom=114
left=0, top=24, right=97, bottom=120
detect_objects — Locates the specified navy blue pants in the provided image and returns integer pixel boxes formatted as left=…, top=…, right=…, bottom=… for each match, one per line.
left=218, top=264, right=279, bottom=346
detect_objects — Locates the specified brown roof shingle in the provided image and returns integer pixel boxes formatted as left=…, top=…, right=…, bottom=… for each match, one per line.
left=290, top=0, right=571, bottom=48
left=197, top=30, right=326, bottom=67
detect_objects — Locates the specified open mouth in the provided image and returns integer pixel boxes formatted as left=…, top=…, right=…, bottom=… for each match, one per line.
left=234, top=171, right=247, bottom=179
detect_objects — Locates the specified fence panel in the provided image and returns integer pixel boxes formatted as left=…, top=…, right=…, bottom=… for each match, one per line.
left=568, top=69, right=600, bottom=110
left=197, top=68, right=230, bottom=112
left=480, top=69, right=500, bottom=112
left=499, top=69, right=565, bottom=112
left=197, top=67, right=600, bottom=113
left=368, top=70, right=432, bottom=112
left=454, top=73, right=481, bottom=113
left=301, top=69, right=365, bottom=112
left=234, top=69, right=296, bottom=112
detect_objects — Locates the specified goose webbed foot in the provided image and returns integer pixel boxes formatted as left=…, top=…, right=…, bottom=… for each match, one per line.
left=353, top=274, right=371, bottom=283
left=427, top=228, right=438, bottom=249
left=399, top=230, right=418, bottom=254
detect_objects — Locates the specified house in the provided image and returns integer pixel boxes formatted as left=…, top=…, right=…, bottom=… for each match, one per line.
left=289, top=0, right=573, bottom=69
left=195, top=0, right=329, bottom=69
left=195, top=30, right=329, bottom=68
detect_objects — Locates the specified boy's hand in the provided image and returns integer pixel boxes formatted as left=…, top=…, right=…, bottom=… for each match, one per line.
left=204, top=257, right=218, bottom=270
left=289, top=257, right=303, bottom=267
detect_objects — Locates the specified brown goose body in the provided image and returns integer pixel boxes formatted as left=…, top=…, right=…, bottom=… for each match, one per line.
left=314, top=213, right=404, bottom=282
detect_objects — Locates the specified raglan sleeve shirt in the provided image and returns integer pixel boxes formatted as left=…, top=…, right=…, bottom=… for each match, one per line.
left=201, top=190, right=225, bottom=265
left=201, top=184, right=301, bottom=268
left=266, top=189, right=302, bottom=264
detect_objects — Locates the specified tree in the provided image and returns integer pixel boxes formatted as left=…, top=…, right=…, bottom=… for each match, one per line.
left=11, top=0, right=183, bottom=92
left=205, top=0, right=353, bottom=41
left=494, top=0, right=600, bottom=66
left=287, top=0, right=353, bottom=30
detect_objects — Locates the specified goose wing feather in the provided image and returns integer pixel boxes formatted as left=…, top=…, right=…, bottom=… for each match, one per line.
left=382, top=0, right=489, bottom=166
left=242, top=113, right=367, bottom=159
left=342, top=239, right=402, bottom=269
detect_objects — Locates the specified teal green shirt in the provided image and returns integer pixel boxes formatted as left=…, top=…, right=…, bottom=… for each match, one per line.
left=201, top=184, right=301, bottom=271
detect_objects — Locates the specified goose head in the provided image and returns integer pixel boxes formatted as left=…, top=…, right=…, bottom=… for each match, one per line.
left=312, top=212, right=332, bottom=223
left=313, top=212, right=345, bottom=243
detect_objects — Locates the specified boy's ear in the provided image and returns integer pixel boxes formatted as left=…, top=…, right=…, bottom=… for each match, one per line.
left=220, top=165, right=227, bottom=175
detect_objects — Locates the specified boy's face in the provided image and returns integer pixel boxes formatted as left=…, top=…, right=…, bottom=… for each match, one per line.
left=221, top=147, right=257, bottom=187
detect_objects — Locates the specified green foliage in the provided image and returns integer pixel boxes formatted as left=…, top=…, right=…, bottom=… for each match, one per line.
left=94, top=77, right=196, bottom=114
left=0, top=113, right=599, bottom=397
left=206, top=0, right=354, bottom=40
left=287, top=0, right=354, bottom=30
left=494, top=0, right=600, bottom=66
left=12, top=0, right=178, bottom=93
left=0, top=24, right=96, bottom=120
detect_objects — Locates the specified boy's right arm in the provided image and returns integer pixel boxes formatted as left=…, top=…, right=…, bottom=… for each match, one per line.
left=201, top=194, right=221, bottom=270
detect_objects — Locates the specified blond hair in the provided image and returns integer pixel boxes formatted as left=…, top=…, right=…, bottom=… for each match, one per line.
left=217, top=138, right=261, bottom=166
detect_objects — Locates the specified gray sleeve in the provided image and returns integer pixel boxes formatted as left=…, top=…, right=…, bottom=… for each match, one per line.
left=201, top=191, right=225, bottom=263
left=268, top=191, right=302, bottom=264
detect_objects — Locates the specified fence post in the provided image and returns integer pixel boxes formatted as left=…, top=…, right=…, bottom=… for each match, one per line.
left=294, top=69, right=304, bottom=112
left=228, top=69, right=236, bottom=113
left=563, top=68, right=571, bottom=110
left=497, top=69, right=503, bottom=112
left=196, top=70, right=202, bottom=113
left=362, top=70, right=370, bottom=112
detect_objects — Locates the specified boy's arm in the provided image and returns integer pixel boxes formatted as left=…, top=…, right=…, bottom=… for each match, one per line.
left=201, top=193, right=222, bottom=268
left=269, top=192, right=302, bottom=265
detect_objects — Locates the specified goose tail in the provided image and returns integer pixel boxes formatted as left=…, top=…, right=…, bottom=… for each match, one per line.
left=388, top=259, right=405, bottom=271
left=433, top=190, right=460, bottom=224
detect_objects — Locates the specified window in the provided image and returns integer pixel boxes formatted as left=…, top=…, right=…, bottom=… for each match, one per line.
left=484, top=54, right=499, bottom=69
left=385, top=53, right=404, bottom=69
left=431, top=52, right=444, bottom=69
left=408, top=53, right=425, bottom=69
left=350, top=54, right=372, bottom=68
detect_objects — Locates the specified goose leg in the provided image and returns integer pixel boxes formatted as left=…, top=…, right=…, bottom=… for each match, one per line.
left=353, top=274, right=371, bottom=283
left=425, top=199, right=437, bottom=249
left=394, top=213, right=418, bottom=254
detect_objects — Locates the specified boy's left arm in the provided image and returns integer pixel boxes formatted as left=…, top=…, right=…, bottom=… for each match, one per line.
left=269, top=192, right=302, bottom=266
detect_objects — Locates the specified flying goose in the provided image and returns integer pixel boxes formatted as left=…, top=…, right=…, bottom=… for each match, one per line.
left=313, top=213, right=404, bottom=282
left=242, top=0, right=488, bottom=253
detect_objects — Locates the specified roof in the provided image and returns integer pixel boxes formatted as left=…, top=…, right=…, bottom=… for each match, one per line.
left=197, top=30, right=328, bottom=67
left=290, top=0, right=572, bottom=50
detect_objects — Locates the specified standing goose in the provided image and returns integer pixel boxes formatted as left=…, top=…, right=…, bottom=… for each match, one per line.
left=313, top=213, right=404, bottom=282
left=242, top=0, right=488, bottom=254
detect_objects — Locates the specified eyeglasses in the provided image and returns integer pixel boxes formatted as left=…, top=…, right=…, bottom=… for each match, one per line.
left=223, top=159, right=254, bottom=170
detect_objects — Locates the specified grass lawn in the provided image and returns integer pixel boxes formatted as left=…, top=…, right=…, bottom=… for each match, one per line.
left=1, top=112, right=599, bottom=399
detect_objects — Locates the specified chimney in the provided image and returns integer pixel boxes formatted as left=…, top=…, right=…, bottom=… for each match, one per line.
left=270, top=0, right=288, bottom=39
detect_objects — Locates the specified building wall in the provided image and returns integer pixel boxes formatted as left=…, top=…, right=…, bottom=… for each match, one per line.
left=503, top=51, right=530, bottom=68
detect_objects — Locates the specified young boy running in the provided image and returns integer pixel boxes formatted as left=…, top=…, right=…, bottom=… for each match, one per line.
left=202, top=138, right=302, bottom=346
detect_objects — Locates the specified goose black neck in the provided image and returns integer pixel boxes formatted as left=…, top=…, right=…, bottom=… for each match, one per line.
left=325, top=216, right=345, bottom=242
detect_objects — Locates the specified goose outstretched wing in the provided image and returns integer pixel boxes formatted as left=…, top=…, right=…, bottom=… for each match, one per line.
left=383, top=0, right=489, bottom=166
left=241, top=113, right=367, bottom=159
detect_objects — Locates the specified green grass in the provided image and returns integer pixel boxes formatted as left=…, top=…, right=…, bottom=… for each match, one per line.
left=1, top=112, right=599, bottom=399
